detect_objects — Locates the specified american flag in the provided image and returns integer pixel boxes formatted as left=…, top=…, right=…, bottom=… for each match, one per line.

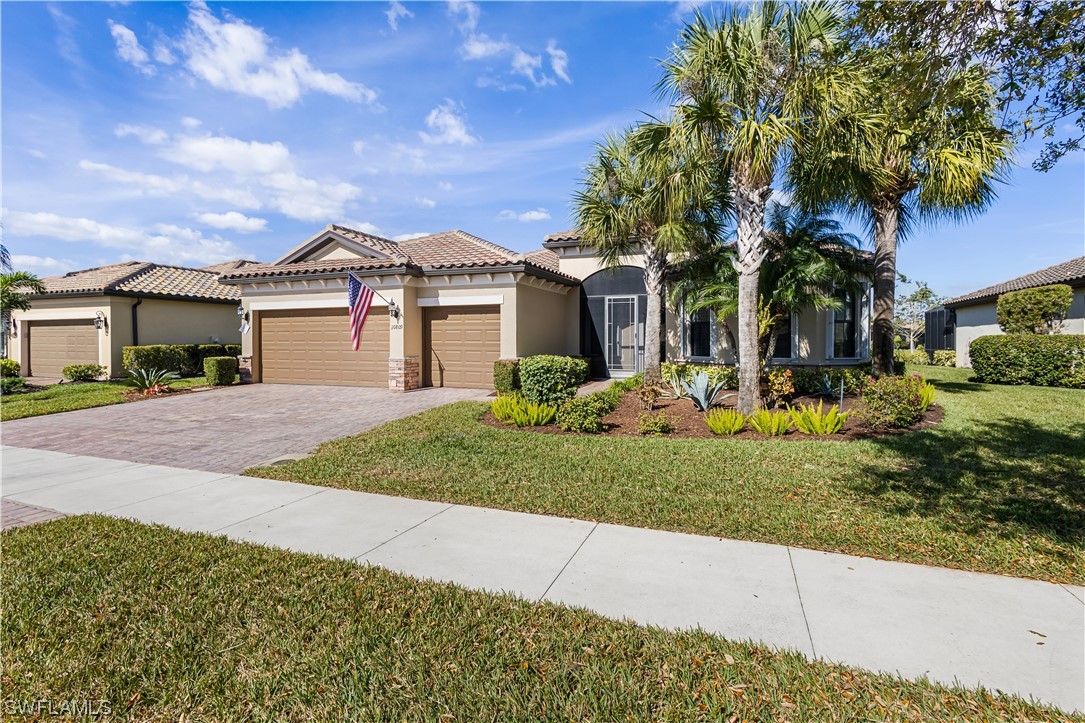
left=347, top=273, right=375, bottom=351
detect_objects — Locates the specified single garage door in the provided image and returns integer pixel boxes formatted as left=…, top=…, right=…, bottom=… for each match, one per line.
left=259, top=307, right=389, bottom=386
left=29, top=319, right=98, bottom=378
left=423, top=305, right=500, bottom=388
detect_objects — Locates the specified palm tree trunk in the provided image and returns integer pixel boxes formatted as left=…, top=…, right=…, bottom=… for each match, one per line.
left=733, top=180, right=771, bottom=414
left=871, top=200, right=900, bottom=376
left=642, top=246, right=666, bottom=380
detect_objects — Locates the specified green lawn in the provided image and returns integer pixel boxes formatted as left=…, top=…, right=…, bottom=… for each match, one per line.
left=250, top=366, right=1085, bottom=584
left=2, top=516, right=1075, bottom=721
left=0, top=376, right=229, bottom=421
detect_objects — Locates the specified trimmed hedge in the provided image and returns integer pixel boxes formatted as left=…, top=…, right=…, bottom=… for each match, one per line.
left=970, top=334, right=1085, bottom=388
left=0, top=358, right=20, bottom=378
left=122, top=344, right=240, bottom=377
left=203, top=356, right=238, bottom=386
left=519, top=355, right=590, bottom=406
left=931, top=350, right=956, bottom=367
left=493, top=359, right=521, bottom=394
left=62, top=364, right=106, bottom=382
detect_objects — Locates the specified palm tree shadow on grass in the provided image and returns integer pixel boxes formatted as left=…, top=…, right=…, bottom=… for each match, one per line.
left=853, top=418, right=1085, bottom=547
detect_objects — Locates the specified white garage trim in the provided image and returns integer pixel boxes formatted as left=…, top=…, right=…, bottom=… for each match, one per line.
left=416, top=295, right=504, bottom=307
left=14, top=310, right=101, bottom=321
left=249, top=297, right=387, bottom=311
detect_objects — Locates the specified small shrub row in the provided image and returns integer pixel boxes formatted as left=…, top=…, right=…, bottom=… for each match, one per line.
left=704, top=408, right=745, bottom=435
left=121, top=344, right=242, bottom=378
left=0, top=358, right=20, bottom=378
left=661, top=362, right=738, bottom=392
left=1, top=377, right=26, bottom=394
left=492, top=359, right=520, bottom=394
left=930, top=349, right=956, bottom=367
left=519, top=355, right=590, bottom=406
left=62, top=364, right=106, bottom=382
left=556, top=375, right=642, bottom=434
left=894, top=345, right=930, bottom=366
left=749, top=409, right=792, bottom=436
left=204, top=357, right=238, bottom=386
left=859, top=374, right=928, bottom=429
left=638, top=411, right=673, bottom=435
left=788, top=401, right=847, bottom=435
left=970, top=334, right=1085, bottom=388
left=489, top=394, right=557, bottom=427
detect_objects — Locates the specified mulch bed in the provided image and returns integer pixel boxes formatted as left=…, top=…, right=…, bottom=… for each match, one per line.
left=120, top=386, right=215, bottom=402
left=481, top=390, right=943, bottom=441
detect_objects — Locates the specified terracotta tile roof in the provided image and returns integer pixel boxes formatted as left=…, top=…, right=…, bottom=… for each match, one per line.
left=39, top=262, right=239, bottom=301
left=199, top=259, right=260, bottom=274
left=543, top=229, right=582, bottom=244
left=524, top=248, right=561, bottom=273
left=328, top=224, right=408, bottom=260
left=220, top=256, right=406, bottom=280
left=946, top=256, right=1085, bottom=306
left=397, top=229, right=521, bottom=268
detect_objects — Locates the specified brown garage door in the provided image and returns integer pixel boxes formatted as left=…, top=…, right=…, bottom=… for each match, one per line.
left=423, top=306, right=500, bottom=388
left=259, top=307, right=389, bottom=386
left=29, top=320, right=98, bottom=378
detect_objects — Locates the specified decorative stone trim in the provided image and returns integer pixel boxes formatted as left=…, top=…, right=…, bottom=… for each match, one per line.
left=388, top=356, right=420, bottom=391
left=238, top=356, right=253, bottom=384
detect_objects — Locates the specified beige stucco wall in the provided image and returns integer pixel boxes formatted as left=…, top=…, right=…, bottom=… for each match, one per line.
left=953, top=288, right=1085, bottom=367
left=9, top=297, right=112, bottom=376
left=134, top=298, right=240, bottom=347
left=515, top=282, right=574, bottom=357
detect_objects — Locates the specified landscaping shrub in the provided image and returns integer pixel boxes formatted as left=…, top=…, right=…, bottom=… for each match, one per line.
left=1, top=377, right=26, bottom=394
left=636, top=381, right=660, bottom=410
left=970, top=334, right=1085, bottom=388
left=122, top=345, right=187, bottom=376
left=787, top=401, right=847, bottom=435
left=859, top=374, right=926, bottom=429
left=681, top=369, right=732, bottom=411
left=894, top=345, right=929, bottom=366
left=224, top=344, right=241, bottom=357
left=748, top=409, right=792, bottom=436
left=661, top=362, right=738, bottom=390
left=638, top=411, right=673, bottom=436
left=918, top=382, right=936, bottom=412
left=704, top=408, right=745, bottom=435
left=789, top=366, right=868, bottom=395
left=0, top=358, right=20, bottom=377
left=931, top=349, right=956, bottom=367
left=490, top=394, right=522, bottom=423
left=492, top=359, right=521, bottom=394
left=557, top=394, right=611, bottom=433
left=127, top=367, right=180, bottom=395
left=204, top=356, right=238, bottom=386
left=766, top=368, right=794, bottom=404
left=997, top=284, right=1073, bottom=334
left=62, top=364, right=106, bottom=382
left=519, top=355, right=589, bottom=406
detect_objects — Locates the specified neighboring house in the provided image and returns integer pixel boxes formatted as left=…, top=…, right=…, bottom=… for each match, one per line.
left=8, top=261, right=244, bottom=379
left=944, top=256, right=1085, bottom=367
left=222, top=224, right=873, bottom=389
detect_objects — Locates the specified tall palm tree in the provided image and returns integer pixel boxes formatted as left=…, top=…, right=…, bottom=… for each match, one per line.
left=654, top=1, right=874, bottom=412
left=1, top=270, right=45, bottom=358
left=795, top=51, right=1012, bottom=375
left=573, top=126, right=728, bottom=379
left=669, top=203, right=864, bottom=370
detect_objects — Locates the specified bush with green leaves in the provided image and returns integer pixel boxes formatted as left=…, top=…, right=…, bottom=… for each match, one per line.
left=997, top=284, right=1073, bottom=334
left=859, top=374, right=927, bottom=429
left=519, top=355, right=589, bottom=406
left=894, top=345, right=929, bottom=365
left=492, top=360, right=521, bottom=394
left=787, top=401, right=848, bottom=435
left=557, top=394, right=610, bottom=433
left=638, top=411, right=673, bottom=436
left=490, top=393, right=556, bottom=427
left=766, top=368, right=794, bottom=403
left=62, top=363, right=106, bottom=382
left=969, top=334, right=1085, bottom=388
left=0, top=358, right=20, bottom=378
left=122, top=344, right=236, bottom=377
left=224, top=344, right=241, bottom=357
left=748, top=409, right=793, bottom=436
left=704, top=408, right=746, bottom=435
left=790, top=366, right=869, bottom=395
left=931, top=350, right=956, bottom=367
left=204, top=356, right=238, bottom=386
left=918, top=382, right=936, bottom=412
left=661, top=362, right=738, bottom=391
left=127, top=367, right=181, bottom=393
left=490, top=394, right=522, bottom=423
left=1, top=376, right=26, bottom=394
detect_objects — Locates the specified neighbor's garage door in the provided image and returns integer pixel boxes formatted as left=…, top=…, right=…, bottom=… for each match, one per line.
left=29, top=320, right=98, bottom=378
left=423, top=305, right=500, bottom=388
left=259, top=307, right=389, bottom=386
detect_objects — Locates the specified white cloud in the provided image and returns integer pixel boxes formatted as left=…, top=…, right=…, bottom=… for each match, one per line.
left=546, top=40, right=570, bottom=83
left=178, top=1, right=378, bottom=109
left=195, top=211, right=268, bottom=233
left=79, top=160, right=263, bottom=209
left=3, top=209, right=245, bottom=266
left=181, top=116, right=202, bottom=129
left=438, top=181, right=453, bottom=191
left=393, top=231, right=430, bottom=242
left=419, top=99, right=478, bottom=146
left=162, top=134, right=293, bottom=174
left=447, top=0, right=480, bottom=33
left=385, top=1, right=413, bottom=30
left=10, top=254, right=79, bottom=277
left=337, top=219, right=384, bottom=236
left=476, top=76, right=526, bottom=92
left=415, top=196, right=436, bottom=208
left=26, top=149, right=47, bottom=159
left=108, top=20, right=155, bottom=75
left=115, top=123, right=168, bottom=145
left=497, top=207, right=550, bottom=222
left=671, top=0, right=708, bottom=22
left=153, top=42, right=176, bottom=65
left=352, top=140, right=367, bottom=156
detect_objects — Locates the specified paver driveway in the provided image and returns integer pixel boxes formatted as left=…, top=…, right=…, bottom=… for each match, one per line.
left=0, top=385, right=489, bottom=473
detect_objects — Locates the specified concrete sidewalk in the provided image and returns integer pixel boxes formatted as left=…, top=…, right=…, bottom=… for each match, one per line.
left=2, top=445, right=1082, bottom=713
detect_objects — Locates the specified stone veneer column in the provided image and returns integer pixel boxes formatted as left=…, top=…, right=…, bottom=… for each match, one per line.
left=388, top=357, right=420, bottom=391
left=237, top=356, right=253, bottom=384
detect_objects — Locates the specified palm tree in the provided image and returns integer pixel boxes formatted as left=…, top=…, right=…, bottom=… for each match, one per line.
left=795, top=52, right=1011, bottom=376
left=669, top=203, right=864, bottom=370
left=573, top=126, right=728, bottom=379
left=654, top=1, right=874, bottom=412
left=1, top=269, right=45, bottom=358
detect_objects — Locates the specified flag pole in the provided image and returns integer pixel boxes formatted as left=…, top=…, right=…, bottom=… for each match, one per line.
left=348, top=271, right=400, bottom=318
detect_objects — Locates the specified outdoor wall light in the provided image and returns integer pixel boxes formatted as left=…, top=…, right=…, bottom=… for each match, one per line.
left=94, top=311, right=107, bottom=330
left=388, top=301, right=402, bottom=320
left=237, top=305, right=249, bottom=322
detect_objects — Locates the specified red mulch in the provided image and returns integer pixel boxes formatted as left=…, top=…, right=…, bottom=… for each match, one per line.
left=120, top=386, right=214, bottom=403
left=480, top=391, right=943, bottom=441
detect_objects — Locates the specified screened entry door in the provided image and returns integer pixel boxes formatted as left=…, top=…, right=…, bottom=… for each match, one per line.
left=606, top=296, right=640, bottom=376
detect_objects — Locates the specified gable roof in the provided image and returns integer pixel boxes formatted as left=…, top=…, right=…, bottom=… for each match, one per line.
left=221, top=225, right=577, bottom=285
left=543, top=229, right=583, bottom=247
left=199, top=259, right=260, bottom=274
left=38, top=261, right=239, bottom=302
left=945, top=256, right=1085, bottom=307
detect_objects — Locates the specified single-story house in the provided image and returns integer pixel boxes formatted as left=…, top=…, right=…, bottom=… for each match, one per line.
left=944, top=256, right=1085, bottom=367
left=221, top=224, right=873, bottom=389
left=8, top=261, right=247, bottom=379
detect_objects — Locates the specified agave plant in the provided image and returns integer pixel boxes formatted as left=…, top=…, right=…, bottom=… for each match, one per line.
left=127, top=367, right=180, bottom=395
left=681, top=369, right=732, bottom=412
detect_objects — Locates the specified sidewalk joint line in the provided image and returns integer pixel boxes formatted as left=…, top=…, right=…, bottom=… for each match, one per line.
left=356, top=503, right=456, bottom=560
left=787, top=546, right=817, bottom=658
left=1059, top=584, right=1085, bottom=606
left=102, top=474, right=236, bottom=513
left=539, top=522, right=598, bottom=603
left=210, top=485, right=328, bottom=534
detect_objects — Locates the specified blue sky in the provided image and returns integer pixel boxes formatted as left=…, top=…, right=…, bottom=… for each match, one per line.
left=2, top=1, right=1082, bottom=298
